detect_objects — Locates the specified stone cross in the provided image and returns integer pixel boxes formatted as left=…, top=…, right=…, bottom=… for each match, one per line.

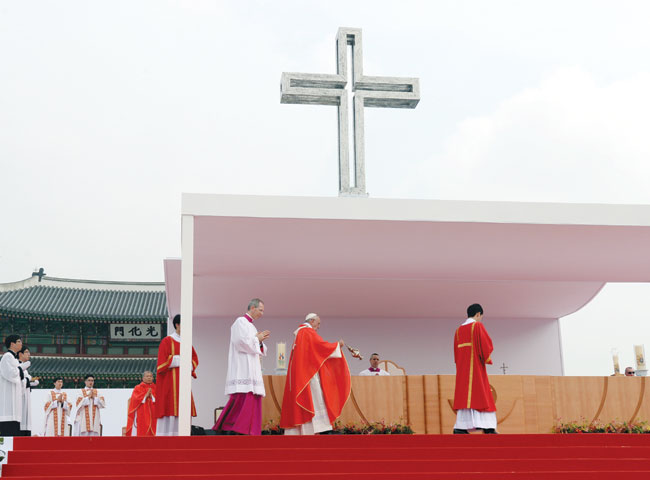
left=281, top=28, right=420, bottom=196
left=500, top=362, right=509, bottom=375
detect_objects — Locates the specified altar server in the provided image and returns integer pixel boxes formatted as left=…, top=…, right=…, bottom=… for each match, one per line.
left=452, top=303, right=497, bottom=434
left=0, top=334, right=24, bottom=436
left=281, top=313, right=350, bottom=435
left=359, top=353, right=390, bottom=376
left=74, top=374, right=105, bottom=436
left=18, top=345, right=39, bottom=436
left=44, top=377, right=71, bottom=437
left=155, top=314, right=199, bottom=436
left=213, top=298, right=269, bottom=435
left=125, top=371, right=157, bottom=436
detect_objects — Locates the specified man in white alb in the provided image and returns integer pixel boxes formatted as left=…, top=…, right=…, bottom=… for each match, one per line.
left=73, top=374, right=105, bottom=436
left=44, top=377, right=71, bottom=437
left=213, top=298, right=269, bottom=435
left=0, top=334, right=24, bottom=436
left=18, top=345, right=39, bottom=436
left=359, top=353, right=390, bottom=376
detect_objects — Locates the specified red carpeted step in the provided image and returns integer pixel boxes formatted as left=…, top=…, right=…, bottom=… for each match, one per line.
left=5, top=458, right=650, bottom=476
left=7, top=434, right=650, bottom=479
left=8, top=445, right=650, bottom=463
left=6, top=473, right=650, bottom=480
left=13, top=433, right=650, bottom=450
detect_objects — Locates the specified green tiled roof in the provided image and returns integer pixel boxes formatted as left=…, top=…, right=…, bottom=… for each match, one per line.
left=0, top=285, right=167, bottom=322
left=30, top=355, right=157, bottom=380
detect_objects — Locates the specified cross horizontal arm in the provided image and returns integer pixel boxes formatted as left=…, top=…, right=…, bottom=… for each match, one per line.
left=355, top=75, right=420, bottom=108
left=281, top=72, right=347, bottom=106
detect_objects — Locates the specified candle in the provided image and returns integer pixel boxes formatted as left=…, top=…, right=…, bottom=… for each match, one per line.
left=635, top=345, right=646, bottom=370
left=276, top=342, right=286, bottom=370
left=611, top=348, right=620, bottom=374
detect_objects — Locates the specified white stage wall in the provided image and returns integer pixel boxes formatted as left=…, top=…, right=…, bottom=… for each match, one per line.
left=191, top=315, right=563, bottom=429
left=30, top=388, right=132, bottom=437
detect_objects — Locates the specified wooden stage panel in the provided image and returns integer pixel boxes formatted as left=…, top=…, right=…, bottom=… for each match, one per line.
left=490, top=375, right=525, bottom=434
left=597, top=376, right=646, bottom=423
left=437, top=374, right=457, bottom=434
left=261, top=375, right=650, bottom=433
left=339, top=376, right=406, bottom=425
left=552, top=376, right=607, bottom=424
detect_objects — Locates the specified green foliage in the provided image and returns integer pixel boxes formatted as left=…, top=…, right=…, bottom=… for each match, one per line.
left=261, top=419, right=414, bottom=435
left=553, top=417, right=650, bottom=434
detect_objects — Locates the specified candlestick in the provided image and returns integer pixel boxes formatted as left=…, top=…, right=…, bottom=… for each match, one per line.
left=635, top=344, right=646, bottom=370
left=611, top=348, right=620, bottom=375
left=275, top=342, right=287, bottom=375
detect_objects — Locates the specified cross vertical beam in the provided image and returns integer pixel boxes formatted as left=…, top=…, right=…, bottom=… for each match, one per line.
left=281, top=27, right=420, bottom=197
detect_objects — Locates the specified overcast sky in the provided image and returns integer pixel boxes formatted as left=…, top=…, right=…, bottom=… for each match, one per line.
left=2, top=1, right=650, bottom=375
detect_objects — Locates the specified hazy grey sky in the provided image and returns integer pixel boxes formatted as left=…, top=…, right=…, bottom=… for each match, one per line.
left=2, top=1, right=650, bottom=374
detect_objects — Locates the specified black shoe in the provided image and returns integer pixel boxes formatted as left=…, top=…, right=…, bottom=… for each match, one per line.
left=453, top=428, right=469, bottom=434
left=482, top=428, right=498, bottom=434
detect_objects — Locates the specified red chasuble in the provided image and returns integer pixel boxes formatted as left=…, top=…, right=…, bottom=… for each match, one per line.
left=280, top=326, right=351, bottom=429
left=125, top=382, right=157, bottom=436
left=452, top=321, right=496, bottom=412
left=154, top=335, right=198, bottom=419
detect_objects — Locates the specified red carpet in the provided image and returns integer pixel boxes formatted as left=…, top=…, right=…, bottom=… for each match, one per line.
left=5, top=434, right=650, bottom=479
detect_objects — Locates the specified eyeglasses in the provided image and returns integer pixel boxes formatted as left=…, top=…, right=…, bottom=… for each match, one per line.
left=626, top=371, right=635, bottom=375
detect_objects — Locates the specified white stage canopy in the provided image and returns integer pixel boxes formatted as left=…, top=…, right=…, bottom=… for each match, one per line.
left=169, top=193, right=650, bottom=434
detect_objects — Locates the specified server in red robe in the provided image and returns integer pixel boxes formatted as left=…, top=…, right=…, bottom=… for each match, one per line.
left=452, top=303, right=497, bottom=434
left=125, top=371, right=157, bottom=436
left=280, top=313, right=351, bottom=435
left=155, top=314, right=198, bottom=436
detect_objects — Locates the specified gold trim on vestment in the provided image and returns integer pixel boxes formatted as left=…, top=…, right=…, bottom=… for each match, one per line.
left=171, top=340, right=178, bottom=415
left=458, top=343, right=471, bottom=348
left=466, top=322, right=476, bottom=409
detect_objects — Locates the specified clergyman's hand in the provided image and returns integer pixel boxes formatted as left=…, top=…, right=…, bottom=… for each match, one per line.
left=256, top=330, right=270, bottom=342
left=339, top=339, right=345, bottom=347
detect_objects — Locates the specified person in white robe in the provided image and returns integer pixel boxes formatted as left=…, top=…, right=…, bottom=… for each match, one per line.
left=0, top=335, right=24, bottom=437
left=359, top=353, right=390, bottom=376
left=18, top=346, right=39, bottom=436
left=44, top=378, right=71, bottom=437
left=213, top=298, right=269, bottom=435
left=73, top=374, right=105, bottom=436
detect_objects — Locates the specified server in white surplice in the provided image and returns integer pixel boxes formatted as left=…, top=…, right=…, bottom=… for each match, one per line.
left=0, top=334, right=24, bottom=437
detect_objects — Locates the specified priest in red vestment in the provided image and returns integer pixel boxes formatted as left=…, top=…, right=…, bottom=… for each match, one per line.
left=125, top=371, right=157, bottom=436
left=280, top=313, right=351, bottom=435
left=452, top=303, right=497, bottom=434
left=155, top=314, right=198, bottom=436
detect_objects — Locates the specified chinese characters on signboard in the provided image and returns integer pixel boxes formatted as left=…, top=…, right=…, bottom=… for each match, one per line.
left=110, top=323, right=161, bottom=341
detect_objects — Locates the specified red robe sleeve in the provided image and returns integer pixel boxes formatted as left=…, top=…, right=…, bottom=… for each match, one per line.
left=474, top=322, right=494, bottom=365
left=125, top=383, right=146, bottom=437
left=280, top=327, right=351, bottom=429
left=156, top=337, right=173, bottom=375
left=191, top=347, right=198, bottom=379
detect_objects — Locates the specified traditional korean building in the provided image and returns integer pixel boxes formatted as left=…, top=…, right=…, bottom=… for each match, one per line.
left=0, top=269, right=167, bottom=389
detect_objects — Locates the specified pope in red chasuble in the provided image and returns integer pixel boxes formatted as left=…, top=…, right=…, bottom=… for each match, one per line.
left=280, top=314, right=350, bottom=434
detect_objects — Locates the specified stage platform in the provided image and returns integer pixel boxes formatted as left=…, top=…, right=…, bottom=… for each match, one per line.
left=263, top=374, right=650, bottom=434
left=5, top=434, right=650, bottom=479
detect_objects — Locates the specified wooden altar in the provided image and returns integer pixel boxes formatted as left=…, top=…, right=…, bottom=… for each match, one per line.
left=262, top=375, right=650, bottom=434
